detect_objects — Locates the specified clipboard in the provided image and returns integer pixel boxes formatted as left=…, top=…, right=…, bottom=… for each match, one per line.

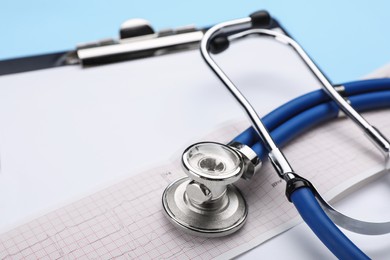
left=0, top=13, right=389, bottom=259
left=0, top=17, right=285, bottom=75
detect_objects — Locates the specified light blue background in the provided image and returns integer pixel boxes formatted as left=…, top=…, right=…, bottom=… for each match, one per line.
left=1, top=1, right=389, bottom=82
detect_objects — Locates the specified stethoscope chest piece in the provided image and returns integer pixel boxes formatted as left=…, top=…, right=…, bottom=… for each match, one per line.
left=162, top=142, right=248, bottom=237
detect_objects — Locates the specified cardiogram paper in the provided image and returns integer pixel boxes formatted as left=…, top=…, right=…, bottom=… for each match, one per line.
left=0, top=110, right=388, bottom=259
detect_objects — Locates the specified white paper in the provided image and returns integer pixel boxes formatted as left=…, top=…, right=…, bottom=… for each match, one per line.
left=0, top=36, right=389, bottom=259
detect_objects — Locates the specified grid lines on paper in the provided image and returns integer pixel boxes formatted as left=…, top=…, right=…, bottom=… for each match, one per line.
left=0, top=110, right=388, bottom=259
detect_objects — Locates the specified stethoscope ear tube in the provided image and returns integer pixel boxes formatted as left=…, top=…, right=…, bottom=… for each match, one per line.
left=201, top=14, right=390, bottom=158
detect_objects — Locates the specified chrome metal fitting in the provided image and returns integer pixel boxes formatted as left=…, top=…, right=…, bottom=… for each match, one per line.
left=162, top=142, right=248, bottom=237
left=228, top=141, right=261, bottom=180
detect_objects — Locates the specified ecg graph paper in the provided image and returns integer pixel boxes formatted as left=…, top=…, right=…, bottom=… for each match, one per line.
left=0, top=110, right=388, bottom=259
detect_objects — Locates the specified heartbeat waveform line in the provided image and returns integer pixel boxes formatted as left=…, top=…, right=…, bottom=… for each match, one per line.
left=1, top=186, right=162, bottom=259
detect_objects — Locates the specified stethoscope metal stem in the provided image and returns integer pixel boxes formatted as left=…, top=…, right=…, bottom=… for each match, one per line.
left=286, top=30, right=390, bottom=156
left=201, top=18, right=390, bottom=166
left=201, top=18, right=295, bottom=178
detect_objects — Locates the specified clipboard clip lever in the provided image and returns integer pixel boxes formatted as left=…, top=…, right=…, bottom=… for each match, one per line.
left=67, top=19, right=204, bottom=66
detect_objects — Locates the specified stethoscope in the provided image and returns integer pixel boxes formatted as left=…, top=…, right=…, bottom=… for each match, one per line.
left=162, top=11, right=390, bottom=259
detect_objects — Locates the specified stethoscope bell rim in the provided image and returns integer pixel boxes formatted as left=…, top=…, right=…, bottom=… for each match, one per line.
left=162, top=142, right=249, bottom=237
left=182, top=142, right=244, bottom=184
left=162, top=177, right=248, bottom=237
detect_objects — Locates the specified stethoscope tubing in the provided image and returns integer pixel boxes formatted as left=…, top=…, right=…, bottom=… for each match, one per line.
left=251, top=90, right=390, bottom=158
left=233, top=78, right=390, bottom=149
left=291, top=187, right=369, bottom=259
left=231, top=79, right=390, bottom=259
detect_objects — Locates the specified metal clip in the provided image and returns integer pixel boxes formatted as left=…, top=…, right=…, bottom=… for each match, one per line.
left=74, top=18, right=203, bottom=66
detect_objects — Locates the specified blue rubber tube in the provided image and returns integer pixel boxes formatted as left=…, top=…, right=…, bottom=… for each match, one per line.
left=233, top=79, right=390, bottom=146
left=250, top=101, right=339, bottom=158
left=233, top=90, right=325, bottom=145
left=350, top=91, right=390, bottom=111
left=244, top=91, right=390, bottom=259
left=291, top=188, right=369, bottom=260
left=344, top=78, right=390, bottom=96
left=231, top=87, right=390, bottom=259
left=249, top=90, right=390, bottom=158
